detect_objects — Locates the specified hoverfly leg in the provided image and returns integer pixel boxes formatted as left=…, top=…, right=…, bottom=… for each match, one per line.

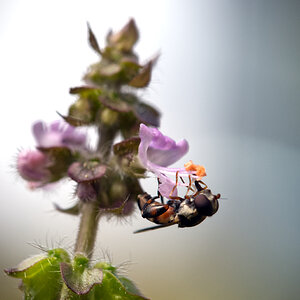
left=199, top=180, right=207, bottom=189
left=195, top=180, right=207, bottom=192
left=168, top=171, right=179, bottom=199
left=185, top=175, right=195, bottom=198
left=157, top=190, right=164, bottom=204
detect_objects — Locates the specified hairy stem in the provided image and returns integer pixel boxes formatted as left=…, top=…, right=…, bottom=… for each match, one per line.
left=74, top=200, right=100, bottom=258
left=97, top=125, right=117, bottom=158
left=74, top=125, right=116, bottom=258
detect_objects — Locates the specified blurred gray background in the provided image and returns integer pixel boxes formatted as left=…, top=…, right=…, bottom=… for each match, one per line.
left=1, top=0, right=299, bottom=299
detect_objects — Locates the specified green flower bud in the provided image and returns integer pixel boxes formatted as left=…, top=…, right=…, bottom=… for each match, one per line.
left=109, top=180, right=128, bottom=200
left=100, top=108, right=119, bottom=126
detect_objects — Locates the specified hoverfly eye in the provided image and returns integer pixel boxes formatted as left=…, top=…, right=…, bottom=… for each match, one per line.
left=194, top=194, right=214, bottom=216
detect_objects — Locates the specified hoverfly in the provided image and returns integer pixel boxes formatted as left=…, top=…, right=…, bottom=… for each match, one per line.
left=134, top=174, right=220, bottom=233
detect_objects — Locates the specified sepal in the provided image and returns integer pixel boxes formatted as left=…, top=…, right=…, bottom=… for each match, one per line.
left=99, top=93, right=160, bottom=128
left=113, top=137, right=140, bottom=157
left=37, top=146, right=76, bottom=182
left=87, top=23, right=102, bottom=56
left=57, top=111, right=90, bottom=127
left=54, top=202, right=80, bottom=215
left=129, top=61, right=152, bottom=88
left=107, top=19, right=139, bottom=52
left=68, top=161, right=106, bottom=183
left=67, top=86, right=102, bottom=125
left=113, top=138, right=146, bottom=178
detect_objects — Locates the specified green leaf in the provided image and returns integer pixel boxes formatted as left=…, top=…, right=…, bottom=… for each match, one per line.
left=92, top=269, right=148, bottom=300
left=60, top=259, right=148, bottom=299
left=118, top=277, right=143, bottom=296
left=92, top=261, right=148, bottom=299
left=60, top=254, right=103, bottom=295
left=5, top=248, right=70, bottom=300
left=6, top=252, right=148, bottom=300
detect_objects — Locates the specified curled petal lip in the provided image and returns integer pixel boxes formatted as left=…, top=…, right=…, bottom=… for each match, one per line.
left=147, top=139, right=188, bottom=167
left=138, top=124, right=189, bottom=168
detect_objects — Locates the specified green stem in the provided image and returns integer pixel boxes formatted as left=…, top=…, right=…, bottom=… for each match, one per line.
left=74, top=201, right=100, bottom=258
left=74, top=125, right=116, bottom=259
left=97, top=124, right=117, bottom=158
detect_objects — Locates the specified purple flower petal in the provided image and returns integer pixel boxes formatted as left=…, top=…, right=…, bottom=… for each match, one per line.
left=32, top=120, right=86, bottom=149
left=138, top=124, right=191, bottom=198
left=17, top=149, right=51, bottom=183
left=158, top=175, right=178, bottom=198
left=138, top=124, right=188, bottom=167
left=148, top=138, right=188, bottom=167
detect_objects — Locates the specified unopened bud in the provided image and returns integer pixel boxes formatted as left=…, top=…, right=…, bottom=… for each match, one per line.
left=109, top=181, right=127, bottom=200
left=100, top=108, right=119, bottom=126
left=69, top=98, right=93, bottom=123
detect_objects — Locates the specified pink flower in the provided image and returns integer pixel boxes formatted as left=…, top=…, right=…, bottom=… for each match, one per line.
left=17, top=149, right=51, bottom=186
left=32, top=120, right=86, bottom=149
left=138, top=124, right=206, bottom=198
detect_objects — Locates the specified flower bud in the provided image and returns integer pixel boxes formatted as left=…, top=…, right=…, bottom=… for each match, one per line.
left=17, top=147, right=75, bottom=188
left=100, top=108, right=119, bottom=126
left=108, top=181, right=128, bottom=201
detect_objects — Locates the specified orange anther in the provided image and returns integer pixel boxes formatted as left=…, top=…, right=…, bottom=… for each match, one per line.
left=184, top=160, right=197, bottom=171
left=184, top=160, right=206, bottom=179
left=196, top=165, right=206, bottom=178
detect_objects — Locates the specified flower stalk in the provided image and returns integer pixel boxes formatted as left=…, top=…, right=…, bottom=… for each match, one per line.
left=74, top=122, right=116, bottom=258
left=74, top=200, right=100, bottom=258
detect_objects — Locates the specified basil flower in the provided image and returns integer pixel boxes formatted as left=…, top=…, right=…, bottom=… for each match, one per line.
left=17, top=149, right=51, bottom=188
left=33, top=120, right=86, bottom=149
left=138, top=124, right=206, bottom=198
